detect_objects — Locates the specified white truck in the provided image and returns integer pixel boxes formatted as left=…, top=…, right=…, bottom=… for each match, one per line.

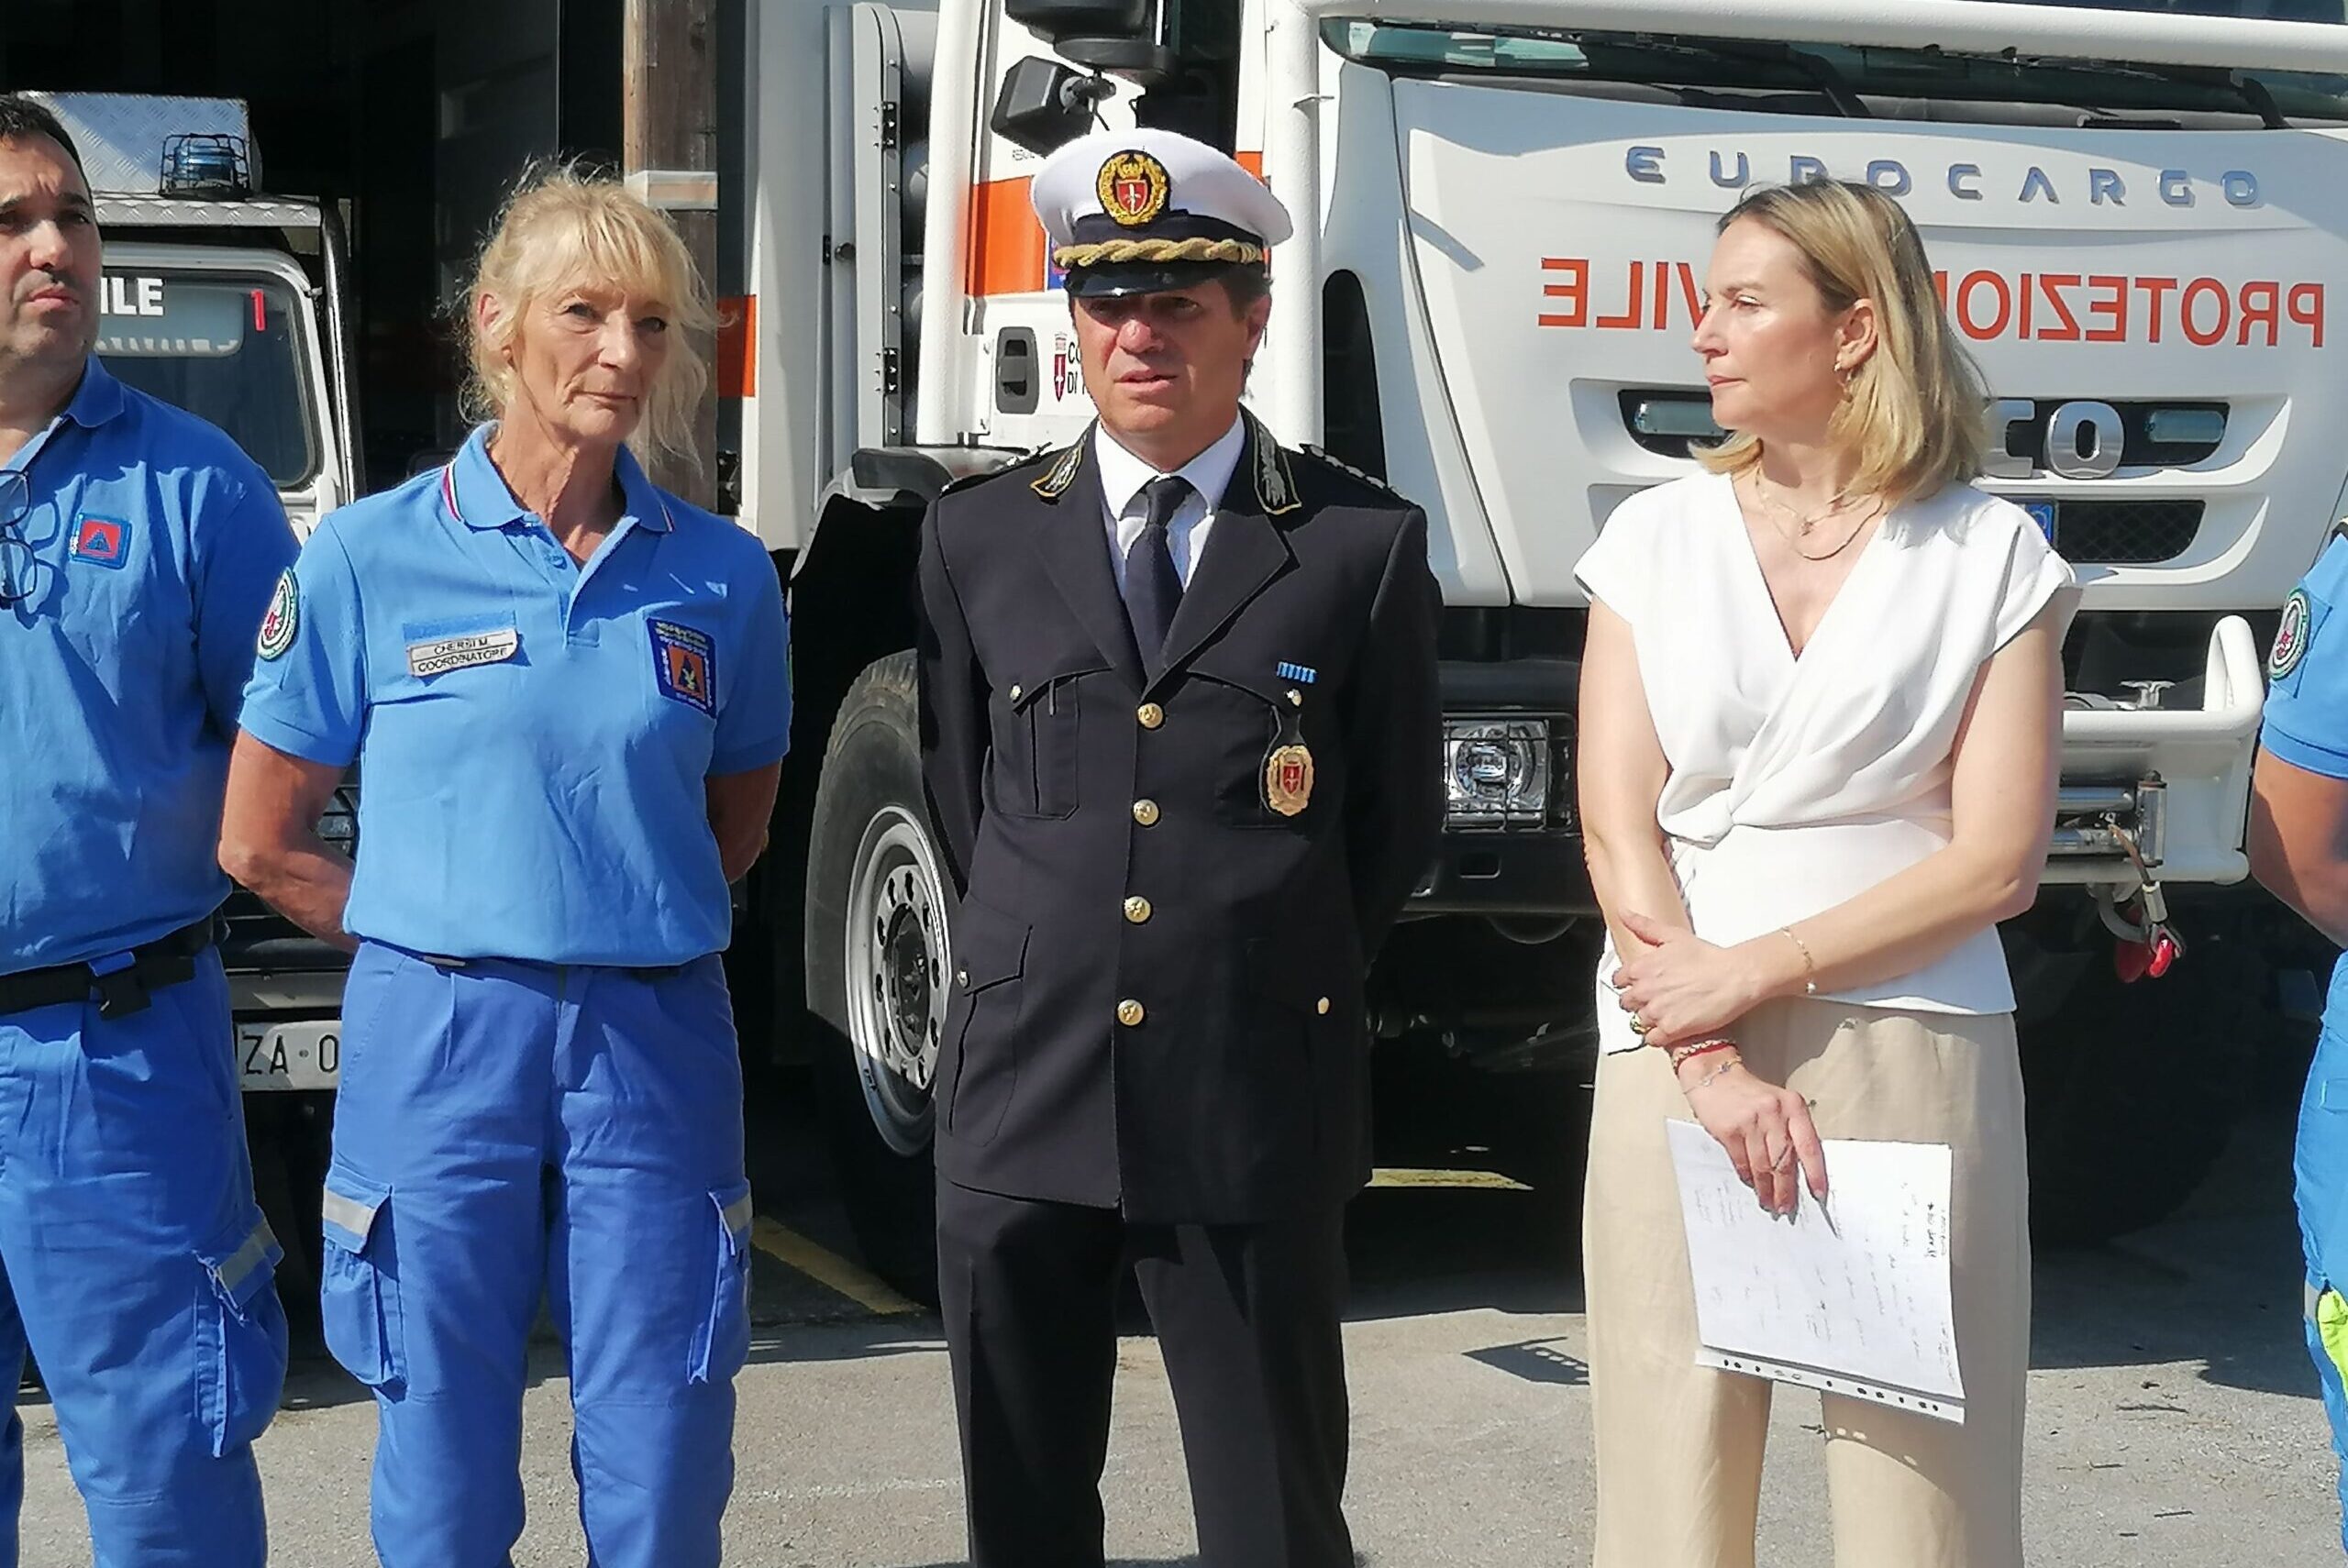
left=714, top=0, right=2340, bottom=1294
left=36, top=93, right=362, bottom=1310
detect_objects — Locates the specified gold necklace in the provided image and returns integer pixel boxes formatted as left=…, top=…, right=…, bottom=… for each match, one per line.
left=1746, top=474, right=1878, bottom=562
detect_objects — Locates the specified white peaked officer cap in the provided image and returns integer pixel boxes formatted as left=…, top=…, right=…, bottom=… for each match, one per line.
left=1030, top=127, right=1294, bottom=299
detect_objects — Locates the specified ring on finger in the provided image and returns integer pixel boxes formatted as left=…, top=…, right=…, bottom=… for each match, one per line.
left=1629, top=1015, right=1651, bottom=1036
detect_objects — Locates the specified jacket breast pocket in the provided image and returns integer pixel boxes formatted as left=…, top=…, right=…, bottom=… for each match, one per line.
left=991, top=661, right=1101, bottom=819
left=1185, top=671, right=1323, bottom=829
left=942, top=896, right=1031, bottom=1147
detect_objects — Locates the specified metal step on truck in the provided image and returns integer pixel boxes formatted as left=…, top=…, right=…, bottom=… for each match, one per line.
left=34, top=93, right=361, bottom=1308
left=713, top=0, right=2348, bottom=1298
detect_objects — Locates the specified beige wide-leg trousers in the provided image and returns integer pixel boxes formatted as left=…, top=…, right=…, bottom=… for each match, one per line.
left=1583, top=997, right=2029, bottom=1568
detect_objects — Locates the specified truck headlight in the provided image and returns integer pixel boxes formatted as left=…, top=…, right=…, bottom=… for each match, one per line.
left=1444, top=718, right=1550, bottom=828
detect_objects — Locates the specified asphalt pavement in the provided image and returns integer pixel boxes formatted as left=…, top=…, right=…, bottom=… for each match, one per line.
left=13, top=1071, right=2342, bottom=1566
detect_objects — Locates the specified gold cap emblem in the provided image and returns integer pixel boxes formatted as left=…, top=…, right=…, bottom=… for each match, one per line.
left=1098, top=149, right=1171, bottom=228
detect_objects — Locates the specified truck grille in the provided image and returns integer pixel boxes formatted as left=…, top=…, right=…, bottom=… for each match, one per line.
left=2050, top=501, right=2203, bottom=565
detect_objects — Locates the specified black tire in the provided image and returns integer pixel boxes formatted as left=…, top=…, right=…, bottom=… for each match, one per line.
left=2021, top=931, right=2260, bottom=1247
left=803, top=652, right=945, bottom=1306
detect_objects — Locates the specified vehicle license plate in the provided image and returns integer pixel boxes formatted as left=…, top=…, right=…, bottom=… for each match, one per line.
left=238, top=1019, right=340, bottom=1091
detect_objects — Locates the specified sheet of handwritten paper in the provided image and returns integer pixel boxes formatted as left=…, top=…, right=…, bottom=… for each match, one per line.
left=1666, top=1120, right=1965, bottom=1425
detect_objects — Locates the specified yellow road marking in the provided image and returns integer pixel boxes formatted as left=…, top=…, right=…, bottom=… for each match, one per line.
left=750, top=1216, right=922, bottom=1317
left=1368, top=1167, right=1533, bottom=1191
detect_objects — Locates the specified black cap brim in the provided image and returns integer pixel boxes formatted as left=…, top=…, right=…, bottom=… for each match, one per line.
left=1064, top=259, right=1254, bottom=299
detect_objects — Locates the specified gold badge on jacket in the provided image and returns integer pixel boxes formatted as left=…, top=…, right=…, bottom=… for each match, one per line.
left=1266, top=744, right=1315, bottom=816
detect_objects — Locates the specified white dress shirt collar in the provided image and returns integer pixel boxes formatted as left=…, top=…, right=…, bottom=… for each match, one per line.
left=1093, top=414, right=1248, bottom=520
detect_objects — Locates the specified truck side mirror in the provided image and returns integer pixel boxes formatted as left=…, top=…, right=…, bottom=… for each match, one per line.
left=1003, top=0, right=1180, bottom=82
left=991, top=59, right=1111, bottom=157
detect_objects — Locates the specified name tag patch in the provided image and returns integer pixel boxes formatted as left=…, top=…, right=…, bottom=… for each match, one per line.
left=70, top=515, right=130, bottom=569
left=406, top=627, right=521, bottom=678
left=649, top=618, right=717, bottom=715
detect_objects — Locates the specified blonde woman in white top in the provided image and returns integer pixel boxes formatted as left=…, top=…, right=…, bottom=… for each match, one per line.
left=1574, top=180, right=2076, bottom=1568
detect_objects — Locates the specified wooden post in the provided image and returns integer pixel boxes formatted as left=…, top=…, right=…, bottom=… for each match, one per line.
left=623, top=0, right=718, bottom=505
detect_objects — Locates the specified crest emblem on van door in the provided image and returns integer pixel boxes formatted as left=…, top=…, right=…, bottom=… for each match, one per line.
left=1098, top=150, right=1170, bottom=228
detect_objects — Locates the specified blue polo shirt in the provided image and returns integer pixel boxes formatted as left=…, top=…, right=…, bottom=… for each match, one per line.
left=2264, top=530, right=2348, bottom=1020
left=0, top=358, right=296, bottom=976
left=238, top=425, right=791, bottom=966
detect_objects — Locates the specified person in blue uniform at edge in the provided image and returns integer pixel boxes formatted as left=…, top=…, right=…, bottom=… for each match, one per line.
left=2250, top=529, right=2348, bottom=1555
left=216, top=167, right=790, bottom=1568
left=0, top=94, right=295, bottom=1568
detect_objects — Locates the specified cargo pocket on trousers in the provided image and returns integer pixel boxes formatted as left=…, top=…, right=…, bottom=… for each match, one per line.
left=320, top=1169, right=404, bottom=1392
left=690, top=1180, right=754, bottom=1385
left=194, top=1210, right=290, bottom=1458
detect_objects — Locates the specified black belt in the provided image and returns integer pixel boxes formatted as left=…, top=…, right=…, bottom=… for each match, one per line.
left=0, top=918, right=219, bottom=1020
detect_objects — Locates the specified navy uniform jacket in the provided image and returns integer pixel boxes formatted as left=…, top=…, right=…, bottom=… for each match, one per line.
left=916, top=411, right=1443, bottom=1223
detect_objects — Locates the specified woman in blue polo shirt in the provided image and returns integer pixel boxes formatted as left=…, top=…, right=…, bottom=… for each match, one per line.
left=219, top=169, right=789, bottom=1568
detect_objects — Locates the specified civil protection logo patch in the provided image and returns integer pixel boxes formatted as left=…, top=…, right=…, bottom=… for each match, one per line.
left=2272, top=588, right=2312, bottom=681
left=648, top=618, right=717, bottom=715
left=69, top=515, right=129, bottom=569
left=256, top=569, right=299, bottom=660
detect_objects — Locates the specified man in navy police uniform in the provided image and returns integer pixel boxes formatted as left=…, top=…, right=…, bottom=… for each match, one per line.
left=0, top=94, right=294, bottom=1567
left=917, top=126, right=1443, bottom=1568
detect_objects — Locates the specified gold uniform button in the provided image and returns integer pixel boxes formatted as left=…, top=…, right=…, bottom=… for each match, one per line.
left=1132, top=799, right=1160, bottom=827
left=1136, top=702, right=1165, bottom=730
left=1124, top=896, right=1152, bottom=924
left=1287, top=689, right=1303, bottom=706
left=958, top=970, right=970, bottom=989
left=1316, top=997, right=1332, bottom=1015
left=1009, top=684, right=1024, bottom=703
left=1117, top=999, right=1146, bottom=1027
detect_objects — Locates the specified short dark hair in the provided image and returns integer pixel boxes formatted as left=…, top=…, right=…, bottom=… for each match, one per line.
left=0, top=95, right=84, bottom=180
left=1219, top=265, right=1271, bottom=315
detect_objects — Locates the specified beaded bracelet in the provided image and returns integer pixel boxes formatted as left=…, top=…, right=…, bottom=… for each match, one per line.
left=1666, top=1037, right=1737, bottom=1070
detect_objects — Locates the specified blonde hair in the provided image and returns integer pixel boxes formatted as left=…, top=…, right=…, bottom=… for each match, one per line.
left=1696, top=181, right=1987, bottom=506
left=460, top=163, right=715, bottom=473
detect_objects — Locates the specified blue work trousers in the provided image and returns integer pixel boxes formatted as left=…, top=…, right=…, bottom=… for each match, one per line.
left=2303, top=1014, right=2348, bottom=1554
left=0, top=949, right=285, bottom=1568
left=321, top=943, right=752, bottom=1568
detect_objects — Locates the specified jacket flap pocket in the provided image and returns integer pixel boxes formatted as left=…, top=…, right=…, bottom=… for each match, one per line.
left=1009, top=657, right=1108, bottom=712
left=953, top=895, right=1030, bottom=991
left=321, top=1169, right=392, bottom=1253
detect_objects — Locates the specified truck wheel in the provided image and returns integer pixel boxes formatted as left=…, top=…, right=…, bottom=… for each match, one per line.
left=2020, top=935, right=2257, bottom=1247
left=804, top=652, right=945, bottom=1305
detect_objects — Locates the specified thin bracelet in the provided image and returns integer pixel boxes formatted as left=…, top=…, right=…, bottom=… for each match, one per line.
left=1781, top=925, right=1820, bottom=996
left=1681, top=1053, right=1744, bottom=1094
left=1667, top=1037, right=1736, bottom=1070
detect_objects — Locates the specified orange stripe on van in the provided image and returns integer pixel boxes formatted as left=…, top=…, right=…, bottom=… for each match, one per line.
left=965, top=151, right=1268, bottom=298
left=716, top=294, right=756, bottom=398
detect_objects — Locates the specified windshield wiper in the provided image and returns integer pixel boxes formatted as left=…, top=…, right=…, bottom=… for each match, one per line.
left=2012, top=56, right=2289, bottom=127
left=1580, top=35, right=1871, bottom=116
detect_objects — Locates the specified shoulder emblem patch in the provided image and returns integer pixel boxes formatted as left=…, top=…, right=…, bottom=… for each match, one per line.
left=256, top=569, right=299, bottom=660
left=2272, top=588, right=2313, bottom=681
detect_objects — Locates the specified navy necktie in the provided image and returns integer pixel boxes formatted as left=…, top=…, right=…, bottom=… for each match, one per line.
left=1124, top=475, right=1190, bottom=658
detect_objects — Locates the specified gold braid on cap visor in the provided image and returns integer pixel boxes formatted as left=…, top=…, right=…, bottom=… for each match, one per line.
left=1053, top=236, right=1267, bottom=269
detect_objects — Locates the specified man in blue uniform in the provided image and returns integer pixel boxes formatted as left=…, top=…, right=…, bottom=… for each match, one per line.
left=221, top=169, right=789, bottom=1568
left=0, top=94, right=294, bottom=1566
left=2253, top=527, right=2348, bottom=1554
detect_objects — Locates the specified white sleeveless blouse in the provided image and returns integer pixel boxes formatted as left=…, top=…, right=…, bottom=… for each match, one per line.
left=1575, top=471, right=2077, bottom=1055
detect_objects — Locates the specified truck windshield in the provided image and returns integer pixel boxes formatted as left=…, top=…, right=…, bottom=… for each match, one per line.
left=1324, top=11, right=2348, bottom=122
left=94, top=271, right=316, bottom=488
